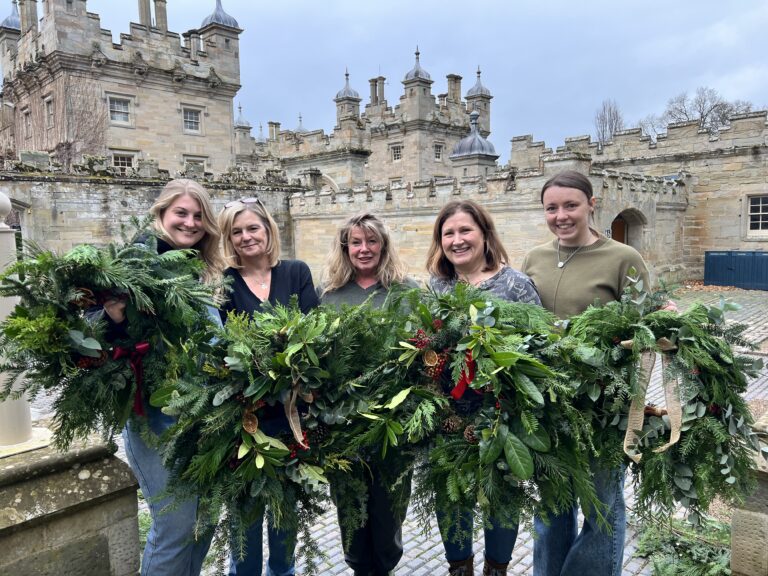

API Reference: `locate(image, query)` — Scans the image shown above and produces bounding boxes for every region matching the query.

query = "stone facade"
[0,0,242,176]
[234,54,497,190]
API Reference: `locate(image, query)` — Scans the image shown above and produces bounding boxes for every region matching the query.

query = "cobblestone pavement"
[27,287,768,576]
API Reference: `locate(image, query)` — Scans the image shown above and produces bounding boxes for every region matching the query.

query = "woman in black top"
[218,197,318,576]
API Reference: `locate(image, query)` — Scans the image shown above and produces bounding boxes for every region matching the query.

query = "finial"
[415,45,420,60]
[238,103,242,115]
[477,66,482,78]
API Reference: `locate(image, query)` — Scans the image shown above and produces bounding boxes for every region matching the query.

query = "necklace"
[556,239,585,269]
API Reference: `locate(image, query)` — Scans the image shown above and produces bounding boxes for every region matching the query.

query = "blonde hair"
[321,212,407,295]
[218,199,281,269]
[149,179,225,284]
[426,200,508,280]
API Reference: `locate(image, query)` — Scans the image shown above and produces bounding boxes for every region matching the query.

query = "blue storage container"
[704,250,768,290]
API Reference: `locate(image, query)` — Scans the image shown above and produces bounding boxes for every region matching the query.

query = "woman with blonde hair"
[320,212,417,576]
[218,197,318,575]
[105,178,223,575]
[427,199,540,576]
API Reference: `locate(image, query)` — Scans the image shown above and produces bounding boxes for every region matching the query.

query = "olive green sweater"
[521,235,650,319]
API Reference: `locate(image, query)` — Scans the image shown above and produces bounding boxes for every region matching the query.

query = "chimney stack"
[369,78,378,106]
[138,0,151,27]
[154,0,167,31]
[377,76,386,105]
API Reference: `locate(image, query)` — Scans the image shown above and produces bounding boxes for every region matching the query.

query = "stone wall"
[0,174,301,258]
[289,154,690,286]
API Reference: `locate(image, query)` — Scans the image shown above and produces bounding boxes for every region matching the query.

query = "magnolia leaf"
[674,464,693,477]
[255,453,265,469]
[149,385,176,408]
[504,433,534,480]
[237,443,251,459]
[299,463,328,484]
[514,373,544,406]
[490,351,521,367]
[519,425,551,453]
[358,412,382,420]
[398,341,418,350]
[224,356,245,372]
[383,388,411,410]
[479,436,504,465]
[673,476,692,491]
[212,383,239,407]
[586,382,601,402]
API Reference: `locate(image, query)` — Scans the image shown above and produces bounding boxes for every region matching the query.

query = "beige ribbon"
[621,338,683,463]
[284,383,314,449]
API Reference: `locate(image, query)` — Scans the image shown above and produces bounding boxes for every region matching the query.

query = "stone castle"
[0,0,765,287]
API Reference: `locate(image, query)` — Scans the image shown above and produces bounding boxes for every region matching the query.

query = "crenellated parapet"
[510,111,768,170]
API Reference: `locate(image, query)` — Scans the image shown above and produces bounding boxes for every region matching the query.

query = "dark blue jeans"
[437,508,518,564]
[533,464,626,576]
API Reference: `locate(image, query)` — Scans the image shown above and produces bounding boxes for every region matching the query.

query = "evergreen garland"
[0,217,218,449]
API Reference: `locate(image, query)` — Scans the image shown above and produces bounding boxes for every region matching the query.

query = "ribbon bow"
[621,337,682,463]
[113,342,151,416]
[450,350,478,400]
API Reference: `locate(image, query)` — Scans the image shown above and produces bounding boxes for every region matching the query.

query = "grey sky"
[82,1,768,162]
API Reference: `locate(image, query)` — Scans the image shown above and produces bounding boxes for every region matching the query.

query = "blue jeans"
[228,517,296,576]
[533,465,626,576]
[437,508,518,564]
[123,406,212,576]
[229,416,296,576]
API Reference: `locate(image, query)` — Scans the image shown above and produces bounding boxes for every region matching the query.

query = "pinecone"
[441,415,464,434]
[424,351,449,381]
[463,425,478,445]
[308,422,330,445]
[75,351,107,369]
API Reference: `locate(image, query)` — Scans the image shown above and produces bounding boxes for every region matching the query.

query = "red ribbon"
[113,342,151,416]
[451,350,477,400]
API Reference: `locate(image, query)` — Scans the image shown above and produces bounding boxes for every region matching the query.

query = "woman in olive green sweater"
[522,170,649,576]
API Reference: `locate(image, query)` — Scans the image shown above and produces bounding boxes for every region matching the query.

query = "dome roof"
[201,0,239,29]
[335,70,361,100]
[295,114,308,133]
[403,48,431,82]
[1,1,20,30]
[466,67,491,97]
[234,104,251,129]
[255,124,267,144]
[450,110,498,159]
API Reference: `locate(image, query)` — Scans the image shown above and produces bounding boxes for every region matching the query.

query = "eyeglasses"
[225,196,264,209]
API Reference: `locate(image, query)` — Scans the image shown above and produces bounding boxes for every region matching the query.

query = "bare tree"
[594,99,625,145]
[53,75,109,170]
[661,87,752,134]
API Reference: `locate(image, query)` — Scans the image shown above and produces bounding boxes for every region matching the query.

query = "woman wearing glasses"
[319,213,417,576]
[218,197,318,576]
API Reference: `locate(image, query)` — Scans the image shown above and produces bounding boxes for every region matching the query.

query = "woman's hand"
[103,299,127,323]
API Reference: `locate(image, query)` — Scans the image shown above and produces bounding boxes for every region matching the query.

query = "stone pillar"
[153,0,167,31]
[731,411,768,575]
[0,442,140,575]
[0,191,32,447]
[137,0,151,27]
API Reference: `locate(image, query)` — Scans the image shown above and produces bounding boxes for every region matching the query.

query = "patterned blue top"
[429,265,541,305]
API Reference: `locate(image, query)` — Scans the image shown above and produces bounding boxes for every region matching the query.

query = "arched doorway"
[609,208,647,251]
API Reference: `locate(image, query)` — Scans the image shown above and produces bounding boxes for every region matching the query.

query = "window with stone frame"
[108,97,131,125]
[748,194,768,236]
[391,144,402,162]
[112,154,134,175]
[434,143,443,161]
[45,98,54,129]
[23,110,31,138]
[183,155,208,173]
[183,107,202,134]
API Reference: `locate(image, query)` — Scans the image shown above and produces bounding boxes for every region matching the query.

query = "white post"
[0,190,33,447]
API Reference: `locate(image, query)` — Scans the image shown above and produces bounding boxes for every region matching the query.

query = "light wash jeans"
[533,465,626,576]
[123,406,213,576]
[437,508,518,564]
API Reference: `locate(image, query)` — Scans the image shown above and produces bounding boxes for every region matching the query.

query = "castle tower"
[199,0,243,86]
[465,67,492,136]
[449,109,498,178]
[334,69,361,125]
[233,102,252,155]
[400,47,434,121]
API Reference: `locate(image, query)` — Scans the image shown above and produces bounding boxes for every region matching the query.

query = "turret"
[465,67,492,136]
[334,69,361,124]
[450,109,498,178]
[401,47,434,120]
